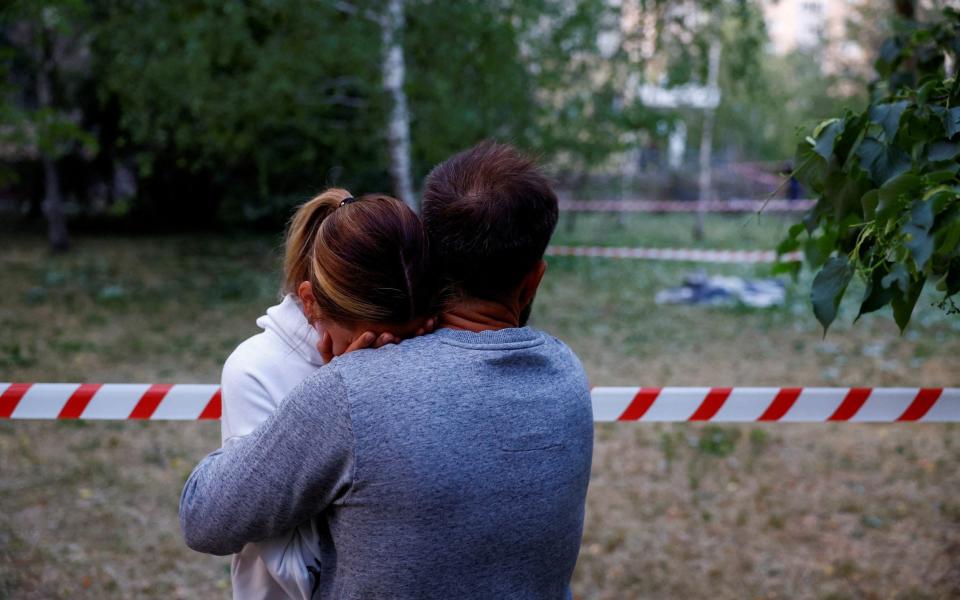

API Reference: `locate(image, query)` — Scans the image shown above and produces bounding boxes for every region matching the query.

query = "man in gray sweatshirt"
[180,141,594,599]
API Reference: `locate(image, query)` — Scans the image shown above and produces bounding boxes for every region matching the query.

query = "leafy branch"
[779,7,960,333]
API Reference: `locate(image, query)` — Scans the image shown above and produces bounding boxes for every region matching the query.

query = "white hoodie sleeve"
[220,342,278,444]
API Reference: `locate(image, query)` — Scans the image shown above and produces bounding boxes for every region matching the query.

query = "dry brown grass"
[578,423,960,599]
[1,221,958,599]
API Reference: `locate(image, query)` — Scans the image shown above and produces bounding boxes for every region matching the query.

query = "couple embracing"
[179,142,594,600]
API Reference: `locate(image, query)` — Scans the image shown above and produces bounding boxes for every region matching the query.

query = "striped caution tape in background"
[546,246,803,264]
[558,199,814,213]
[2,383,957,423]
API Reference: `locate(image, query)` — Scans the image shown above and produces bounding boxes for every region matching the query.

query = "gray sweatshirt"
[180,327,593,600]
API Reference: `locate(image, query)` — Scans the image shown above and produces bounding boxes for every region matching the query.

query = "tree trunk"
[693,39,721,241]
[38,27,69,252]
[41,158,68,252]
[382,0,417,212]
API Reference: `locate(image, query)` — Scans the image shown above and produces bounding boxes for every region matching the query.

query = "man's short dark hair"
[422,141,558,301]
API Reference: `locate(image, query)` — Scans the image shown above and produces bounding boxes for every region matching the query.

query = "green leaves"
[823,169,871,221]
[856,138,911,185]
[927,141,960,161]
[935,210,960,256]
[783,7,960,333]
[811,256,854,333]
[891,276,926,333]
[944,107,960,138]
[877,172,921,221]
[902,199,935,270]
[868,101,908,142]
[813,118,844,159]
[795,141,830,194]
[875,37,902,78]
[861,190,879,220]
[857,266,893,320]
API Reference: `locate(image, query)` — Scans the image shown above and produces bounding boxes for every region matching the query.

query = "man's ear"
[517,259,547,308]
[297,281,318,321]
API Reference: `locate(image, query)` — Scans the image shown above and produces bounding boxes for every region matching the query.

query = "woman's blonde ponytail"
[282,188,353,296]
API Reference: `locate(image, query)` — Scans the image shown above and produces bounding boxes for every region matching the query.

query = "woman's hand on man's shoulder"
[317,317,437,363]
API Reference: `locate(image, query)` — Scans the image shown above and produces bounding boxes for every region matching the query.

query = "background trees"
[1,0,876,235]
[1,0,98,249]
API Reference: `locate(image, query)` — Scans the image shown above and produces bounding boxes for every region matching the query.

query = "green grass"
[552,211,795,249]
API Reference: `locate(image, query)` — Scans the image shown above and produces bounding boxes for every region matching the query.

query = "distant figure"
[180,142,594,600]
[782,161,802,201]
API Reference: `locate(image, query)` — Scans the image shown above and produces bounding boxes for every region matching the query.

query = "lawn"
[1,213,958,599]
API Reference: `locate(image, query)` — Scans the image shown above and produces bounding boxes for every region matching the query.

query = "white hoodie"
[220,294,324,600]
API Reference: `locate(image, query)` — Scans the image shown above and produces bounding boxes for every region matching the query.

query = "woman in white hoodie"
[219,188,434,599]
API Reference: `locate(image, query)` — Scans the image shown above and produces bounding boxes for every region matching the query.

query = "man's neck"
[440,297,521,332]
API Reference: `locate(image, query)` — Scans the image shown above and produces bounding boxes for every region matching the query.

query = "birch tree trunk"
[37,28,69,252]
[693,39,721,241]
[382,0,416,212]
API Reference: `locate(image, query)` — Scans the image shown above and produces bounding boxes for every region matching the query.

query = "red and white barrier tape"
[0,384,222,421]
[547,245,803,264]
[1,383,957,422]
[558,199,814,213]
[593,387,958,422]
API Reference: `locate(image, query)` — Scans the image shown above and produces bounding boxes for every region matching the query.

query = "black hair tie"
[339,196,358,207]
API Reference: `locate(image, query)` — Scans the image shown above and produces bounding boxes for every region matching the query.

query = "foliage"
[521,0,641,174]
[716,50,865,162]
[2,0,831,227]
[4,0,637,225]
[92,0,385,224]
[779,8,960,333]
[405,0,538,172]
[0,1,98,165]
[624,0,838,165]
[409,0,677,177]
